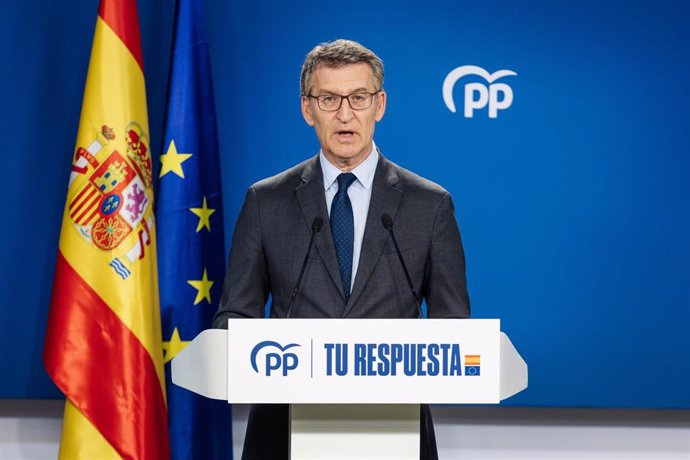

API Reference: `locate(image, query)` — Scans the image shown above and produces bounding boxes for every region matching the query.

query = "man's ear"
[374,90,387,122]
[301,96,315,126]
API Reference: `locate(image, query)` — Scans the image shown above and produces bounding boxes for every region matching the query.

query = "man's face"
[301,62,386,171]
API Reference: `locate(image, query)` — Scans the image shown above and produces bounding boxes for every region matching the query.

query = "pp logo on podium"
[250,341,301,376]
[443,65,517,118]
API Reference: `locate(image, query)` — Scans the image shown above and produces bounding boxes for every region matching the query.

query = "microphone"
[286,217,323,318]
[381,214,424,319]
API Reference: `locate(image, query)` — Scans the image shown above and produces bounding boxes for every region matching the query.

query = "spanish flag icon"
[465,355,481,376]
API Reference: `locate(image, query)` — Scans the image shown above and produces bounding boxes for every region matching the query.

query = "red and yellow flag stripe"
[44,1,169,458]
[465,355,481,366]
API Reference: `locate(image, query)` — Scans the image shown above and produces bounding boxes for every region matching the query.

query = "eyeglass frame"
[305,90,382,112]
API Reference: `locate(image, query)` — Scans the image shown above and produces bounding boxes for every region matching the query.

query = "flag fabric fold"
[43,0,169,459]
[157,0,233,458]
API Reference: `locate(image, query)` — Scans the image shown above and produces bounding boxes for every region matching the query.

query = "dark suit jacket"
[213,153,470,459]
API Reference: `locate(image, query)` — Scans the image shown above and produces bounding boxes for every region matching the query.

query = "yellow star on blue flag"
[190,196,216,232]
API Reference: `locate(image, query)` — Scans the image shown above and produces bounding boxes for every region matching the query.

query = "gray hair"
[300,39,384,96]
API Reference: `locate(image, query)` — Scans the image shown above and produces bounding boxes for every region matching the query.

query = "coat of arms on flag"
[67,123,153,265]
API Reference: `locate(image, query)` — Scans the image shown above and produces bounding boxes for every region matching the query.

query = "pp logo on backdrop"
[443,65,517,118]
[250,341,300,376]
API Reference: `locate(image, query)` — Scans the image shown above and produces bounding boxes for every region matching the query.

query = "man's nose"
[336,98,354,122]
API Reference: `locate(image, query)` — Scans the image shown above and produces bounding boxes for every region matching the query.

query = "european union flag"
[157,0,232,458]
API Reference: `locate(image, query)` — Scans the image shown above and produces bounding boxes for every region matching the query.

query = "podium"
[172,319,527,459]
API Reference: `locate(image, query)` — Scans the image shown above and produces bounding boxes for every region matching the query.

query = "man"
[213,39,470,460]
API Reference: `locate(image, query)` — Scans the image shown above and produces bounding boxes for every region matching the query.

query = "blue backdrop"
[1,0,688,409]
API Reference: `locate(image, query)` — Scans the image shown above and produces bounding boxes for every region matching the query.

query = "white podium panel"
[291,404,419,460]
[171,329,228,400]
[172,319,528,404]
[227,318,502,404]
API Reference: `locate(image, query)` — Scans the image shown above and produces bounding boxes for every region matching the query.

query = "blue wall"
[1,0,689,408]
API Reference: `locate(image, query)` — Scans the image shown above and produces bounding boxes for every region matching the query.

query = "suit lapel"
[295,155,346,301]
[343,155,402,316]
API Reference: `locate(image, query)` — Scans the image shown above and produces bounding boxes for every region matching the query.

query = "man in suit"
[213,39,470,460]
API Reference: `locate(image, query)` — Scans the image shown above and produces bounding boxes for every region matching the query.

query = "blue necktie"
[331,173,357,302]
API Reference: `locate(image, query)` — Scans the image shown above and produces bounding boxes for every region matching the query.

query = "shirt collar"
[320,142,379,191]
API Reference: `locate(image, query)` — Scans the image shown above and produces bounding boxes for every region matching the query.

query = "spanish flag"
[43,1,169,458]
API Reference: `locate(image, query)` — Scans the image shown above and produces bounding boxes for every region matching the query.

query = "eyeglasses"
[307,90,381,112]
